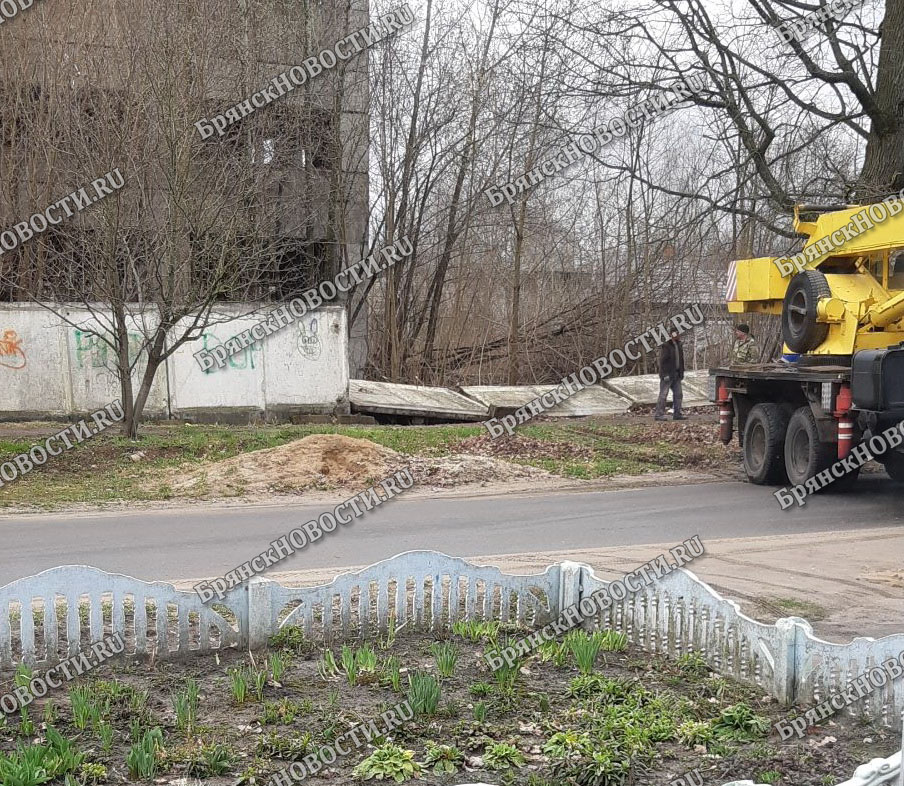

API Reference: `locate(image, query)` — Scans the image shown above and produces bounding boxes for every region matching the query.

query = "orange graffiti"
[0,329,26,369]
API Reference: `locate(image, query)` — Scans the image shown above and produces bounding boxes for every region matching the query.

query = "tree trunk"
[858,2,904,198]
[125,325,169,439]
[508,225,523,385]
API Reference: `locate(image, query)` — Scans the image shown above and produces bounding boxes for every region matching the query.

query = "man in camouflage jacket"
[732,324,759,364]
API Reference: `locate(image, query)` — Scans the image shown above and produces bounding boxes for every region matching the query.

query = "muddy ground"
[0,627,893,785]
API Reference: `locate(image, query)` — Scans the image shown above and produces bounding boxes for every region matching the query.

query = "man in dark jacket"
[654,329,686,421]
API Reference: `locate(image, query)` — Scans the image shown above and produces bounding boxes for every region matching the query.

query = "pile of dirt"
[406,453,550,487]
[170,434,401,495]
[168,433,552,497]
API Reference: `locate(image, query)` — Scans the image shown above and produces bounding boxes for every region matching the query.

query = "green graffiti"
[200,332,262,373]
[73,330,143,369]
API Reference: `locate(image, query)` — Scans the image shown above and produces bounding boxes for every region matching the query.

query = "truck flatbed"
[709,363,850,384]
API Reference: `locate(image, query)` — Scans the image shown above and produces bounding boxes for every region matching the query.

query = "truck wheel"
[743,403,791,485]
[880,452,904,482]
[784,406,836,487]
[782,271,831,353]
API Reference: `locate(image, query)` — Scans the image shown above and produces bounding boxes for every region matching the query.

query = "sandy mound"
[171,434,401,495]
[166,433,553,498]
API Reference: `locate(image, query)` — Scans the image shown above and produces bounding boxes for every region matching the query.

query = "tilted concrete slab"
[460,384,628,417]
[604,373,711,408]
[350,372,709,422]
[349,379,488,420]
[684,369,714,397]
[603,374,662,405]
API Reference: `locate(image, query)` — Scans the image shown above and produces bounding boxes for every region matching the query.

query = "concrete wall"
[0,304,349,421]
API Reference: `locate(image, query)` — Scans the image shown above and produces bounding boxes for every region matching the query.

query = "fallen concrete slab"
[603,373,662,405]
[604,374,710,407]
[349,379,488,421]
[460,384,628,417]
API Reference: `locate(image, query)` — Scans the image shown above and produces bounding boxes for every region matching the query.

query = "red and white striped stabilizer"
[837,417,854,459]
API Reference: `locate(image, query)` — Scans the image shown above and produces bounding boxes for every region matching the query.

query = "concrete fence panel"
[167,312,267,416]
[64,307,168,416]
[0,566,241,669]
[0,305,69,417]
[267,550,560,645]
[260,309,349,414]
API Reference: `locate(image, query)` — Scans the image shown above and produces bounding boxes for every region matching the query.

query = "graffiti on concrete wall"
[0,330,26,369]
[199,332,262,373]
[297,318,322,360]
[73,330,145,370]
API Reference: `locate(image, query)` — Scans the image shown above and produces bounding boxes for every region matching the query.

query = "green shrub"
[69,686,93,730]
[341,645,359,686]
[13,663,33,689]
[422,742,464,774]
[676,651,709,677]
[126,728,164,780]
[700,676,730,699]
[80,762,108,784]
[468,681,493,698]
[452,620,500,644]
[229,667,249,705]
[317,649,340,680]
[555,747,632,786]
[256,731,313,761]
[261,698,306,725]
[353,743,420,782]
[172,679,199,734]
[355,644,378,675]
[0,728,86,786]
[268,625,308,653]
[187,744,233,777]
[566,630,604,674]
[381,656,402,692]
[483,742,525,771]
[543,730,592,760]
[41,702,58,727]
[487,641,522,693]
[18,707,35,737]
[598,630,628,652]
[537,639,568,665]
[567,674,635,701]
[96,721,114,754]
[430,641,458,678]
[407,672,441,716]
[714,703,771,740]
[677,720,714,747]
[251,666,268,702]
[267,652,289,683]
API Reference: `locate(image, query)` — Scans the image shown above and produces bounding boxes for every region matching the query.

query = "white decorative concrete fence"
[1,551,902,786]
[2,551,904,728]
[0,565,241,669]
[581,562,904,726]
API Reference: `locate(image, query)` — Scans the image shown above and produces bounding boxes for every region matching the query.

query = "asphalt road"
[2,475,902,585]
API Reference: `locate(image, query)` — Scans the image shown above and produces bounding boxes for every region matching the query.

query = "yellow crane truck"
[711,199,904,488]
